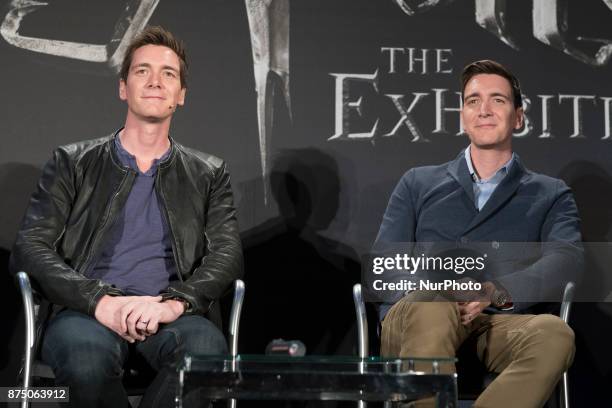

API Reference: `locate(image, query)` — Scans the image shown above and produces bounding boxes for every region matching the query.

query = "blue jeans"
[41,309,228,408]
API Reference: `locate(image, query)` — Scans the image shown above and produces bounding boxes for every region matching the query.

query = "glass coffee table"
[175,354,457,407]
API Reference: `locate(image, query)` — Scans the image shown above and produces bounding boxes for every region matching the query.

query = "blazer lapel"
[447,150,476,206]
[464,154,528,233]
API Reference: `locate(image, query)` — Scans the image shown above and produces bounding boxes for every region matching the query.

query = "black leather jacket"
[10,132,243,318]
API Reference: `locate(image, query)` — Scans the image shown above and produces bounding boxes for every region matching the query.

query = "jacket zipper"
[156,171,183,282]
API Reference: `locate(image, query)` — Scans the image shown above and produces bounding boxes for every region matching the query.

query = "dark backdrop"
[1,0,611,405]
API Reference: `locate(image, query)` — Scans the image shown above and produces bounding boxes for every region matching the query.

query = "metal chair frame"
[352,282,575,408]
[16,271,246,408]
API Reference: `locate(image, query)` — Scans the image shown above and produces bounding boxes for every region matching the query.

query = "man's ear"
[514,106,524,130]
[119,79,127,101]
[177,87,186,107]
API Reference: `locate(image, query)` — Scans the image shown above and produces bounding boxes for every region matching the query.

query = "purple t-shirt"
[88,135,177,295]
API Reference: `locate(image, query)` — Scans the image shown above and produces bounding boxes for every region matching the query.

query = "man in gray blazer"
[375,60,582,408]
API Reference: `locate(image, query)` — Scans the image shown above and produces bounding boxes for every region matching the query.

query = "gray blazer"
[374,150,583,313]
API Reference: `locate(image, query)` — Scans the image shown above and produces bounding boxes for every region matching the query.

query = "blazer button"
[492,241,500,249]
[460,236,469,244]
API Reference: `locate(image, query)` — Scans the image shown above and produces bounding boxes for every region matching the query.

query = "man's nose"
[478,100,492,116]
[146,72,162,88]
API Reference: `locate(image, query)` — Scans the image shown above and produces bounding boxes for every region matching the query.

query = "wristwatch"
[491,288,510,308]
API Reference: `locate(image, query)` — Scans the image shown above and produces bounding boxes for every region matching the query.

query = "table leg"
[435,375,458,408]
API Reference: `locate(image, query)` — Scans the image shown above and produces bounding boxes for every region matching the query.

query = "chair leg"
[17,272,36,408]
[560,371,569,408]
[227,280,244,408]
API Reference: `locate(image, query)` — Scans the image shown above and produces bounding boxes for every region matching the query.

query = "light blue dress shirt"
[464,146,515,211]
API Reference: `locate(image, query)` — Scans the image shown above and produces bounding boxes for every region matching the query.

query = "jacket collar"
[108,127,178,171]
[447,149,475,204]
[447,147,529,233]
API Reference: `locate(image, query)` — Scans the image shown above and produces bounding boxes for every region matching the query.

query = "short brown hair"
[461,60,522,108]
[120,26,188,88]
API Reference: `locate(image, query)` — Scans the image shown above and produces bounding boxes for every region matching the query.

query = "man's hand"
[439,278,494,303]
[456,281,497,325]
[94,295,161,342]
[458,301,490,325]
[119,298,185,341]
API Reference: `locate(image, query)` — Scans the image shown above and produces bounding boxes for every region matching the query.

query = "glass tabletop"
[177,354,456,374]
[175,354,458,407]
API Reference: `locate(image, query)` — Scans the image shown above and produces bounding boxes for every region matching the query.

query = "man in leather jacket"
[10,26,243,407]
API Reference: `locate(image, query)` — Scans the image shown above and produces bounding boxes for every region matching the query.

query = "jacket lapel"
[447,150,476,206]
[464,154,528,233]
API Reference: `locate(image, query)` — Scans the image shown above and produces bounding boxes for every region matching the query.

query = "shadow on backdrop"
[241,149,361,355]
[558,161,612,407]
[239,149,364,408]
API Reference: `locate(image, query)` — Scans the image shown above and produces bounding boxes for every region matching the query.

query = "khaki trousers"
[380,293,575,408]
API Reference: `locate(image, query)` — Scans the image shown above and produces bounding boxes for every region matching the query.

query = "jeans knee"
[42,314,125,386]
[167,316,228,357]
[185,332,227,356]
[182,326,228,356]
[53,348,123,386]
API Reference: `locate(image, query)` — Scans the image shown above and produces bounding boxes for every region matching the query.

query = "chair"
[352,282,575,408]
[16,271,245,408]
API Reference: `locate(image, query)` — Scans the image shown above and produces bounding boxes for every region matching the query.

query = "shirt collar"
[114,133,171,177]
[464,145,514,183]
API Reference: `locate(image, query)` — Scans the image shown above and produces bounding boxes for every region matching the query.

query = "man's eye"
[164,71,176,78]
[467,99,479,105]
[135,69,147,75]
[495,98,505,103]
